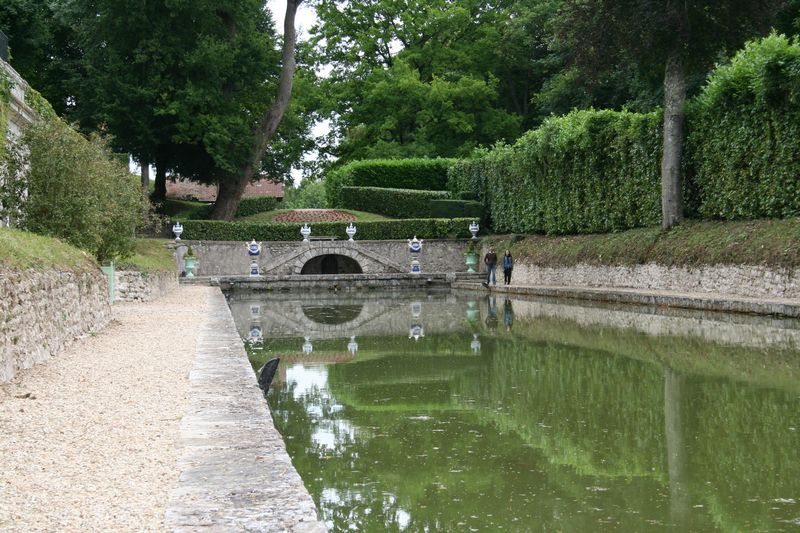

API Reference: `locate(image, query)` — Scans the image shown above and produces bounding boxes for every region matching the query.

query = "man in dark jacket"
[484,248,498,286]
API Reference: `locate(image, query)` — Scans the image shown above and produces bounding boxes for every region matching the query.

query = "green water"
[227,290,800,532]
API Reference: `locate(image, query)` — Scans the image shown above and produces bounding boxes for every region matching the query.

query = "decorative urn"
[172,221,184,241]
[300,224,312,242]
[347,335,359,355]
[346,223,357,241]
[247,239,262,256]
[471,333,481,353]
[469,220,480,240]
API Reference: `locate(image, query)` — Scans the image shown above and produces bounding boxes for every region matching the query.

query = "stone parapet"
[0,268,111,382]
[177,239,472,277]
[115,269,178,302]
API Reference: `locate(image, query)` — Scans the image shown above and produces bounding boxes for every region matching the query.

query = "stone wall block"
[0,268,111,383]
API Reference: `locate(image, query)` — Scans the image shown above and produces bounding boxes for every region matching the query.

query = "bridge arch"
[300,254,363,275]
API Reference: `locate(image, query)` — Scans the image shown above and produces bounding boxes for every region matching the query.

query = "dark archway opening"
[300,254,363,275]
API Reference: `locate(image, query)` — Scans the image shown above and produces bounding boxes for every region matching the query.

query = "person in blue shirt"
[502,250,513,285]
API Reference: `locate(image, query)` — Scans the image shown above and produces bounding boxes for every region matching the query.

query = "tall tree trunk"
[140,162,150,194]
[154,160,167,202]
[661,0,687,231]
[213,177,247,220]
[211,0,300,220]
[661,50,685,230]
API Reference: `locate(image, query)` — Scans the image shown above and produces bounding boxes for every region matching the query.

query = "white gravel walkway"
[0,285,214,532]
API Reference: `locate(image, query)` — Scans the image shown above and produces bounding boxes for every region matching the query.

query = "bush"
[429,199,483,219]
[326,158,456,207]
[1,117,149,262]
[234,196,279,217]
[688,33,800,220]
[181,217,474,241]
[340,186,449,218]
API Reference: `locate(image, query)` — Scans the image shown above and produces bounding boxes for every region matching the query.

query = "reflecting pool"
[226,289,800,532]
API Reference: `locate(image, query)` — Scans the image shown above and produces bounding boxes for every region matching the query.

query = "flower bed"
[273,209,357,223]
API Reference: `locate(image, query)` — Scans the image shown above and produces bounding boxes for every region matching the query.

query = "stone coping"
[166,288,326,532]
[452,282,800,318]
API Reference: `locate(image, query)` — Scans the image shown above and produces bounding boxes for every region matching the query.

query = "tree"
[210,0,303,219]
[556,0,785,229]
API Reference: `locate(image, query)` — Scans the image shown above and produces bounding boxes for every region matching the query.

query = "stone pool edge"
[453,281,800,318]
[165,288,326,532]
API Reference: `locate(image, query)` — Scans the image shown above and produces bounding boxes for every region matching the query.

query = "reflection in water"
[226,289,800,532]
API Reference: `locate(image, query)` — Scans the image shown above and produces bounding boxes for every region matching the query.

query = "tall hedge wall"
[689,34,800,220]
[449,35,800,234]
[449,110,663,235]
[182,218,474,241]
[340,186,449,218]
[326,158,456,207]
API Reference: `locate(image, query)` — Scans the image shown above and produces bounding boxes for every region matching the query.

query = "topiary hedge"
[688,33,800,220]
[234,196,279,217]
[326,158,457,207]
[429,199,483,220]
[449,109,663,235]
[449,35,800,234]
[181,218,474,241]
[340,186,450,218]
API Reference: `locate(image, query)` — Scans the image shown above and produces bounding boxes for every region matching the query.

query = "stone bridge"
[181,239,470,277]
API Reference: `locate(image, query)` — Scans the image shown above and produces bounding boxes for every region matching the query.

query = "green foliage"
[326,158,456,207]
[450,109,663,235]
[282,179,327,209]
[428,199,483,220]
[182,218,474,241]
[688,34,800,220]
[234,196,279,218]
[0,117,149,262]
[341,186,449,218]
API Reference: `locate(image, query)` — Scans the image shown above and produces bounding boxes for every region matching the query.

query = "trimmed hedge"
[340,186,450,218]
[449,35,800,234]
[449,110,663,235]
[429,199,483,219]
[688,34,800,220]
[326,158,456,207]
[235,196,279,217]
[182,218,474,241]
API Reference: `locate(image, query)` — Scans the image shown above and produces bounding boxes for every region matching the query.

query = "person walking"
[484,248,498,286]
[502,250,513,285]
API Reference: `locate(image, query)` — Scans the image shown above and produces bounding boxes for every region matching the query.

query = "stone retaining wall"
[0,268,111,382]
[115,270,178,302]
[507,261,800,300]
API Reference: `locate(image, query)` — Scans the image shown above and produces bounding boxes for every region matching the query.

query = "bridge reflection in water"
[225,289,800,532]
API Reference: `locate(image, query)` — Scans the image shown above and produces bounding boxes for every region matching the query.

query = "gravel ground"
[0,285,213,532]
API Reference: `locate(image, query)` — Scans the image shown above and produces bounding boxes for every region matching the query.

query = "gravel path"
[0,285,214,532]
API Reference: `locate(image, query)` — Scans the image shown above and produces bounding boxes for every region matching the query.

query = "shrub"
[181,217,474,241]
[688,33,800,220]
[340,186,449,218]
[326,158,456,207]
[1,117,149,262]
[429,199,483,220]
[234,196,279,217]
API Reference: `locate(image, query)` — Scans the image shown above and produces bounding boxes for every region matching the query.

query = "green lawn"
[237,208,392,223]
[0,227,98,271]
[116,238,175,273]
[485,218,800,268]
